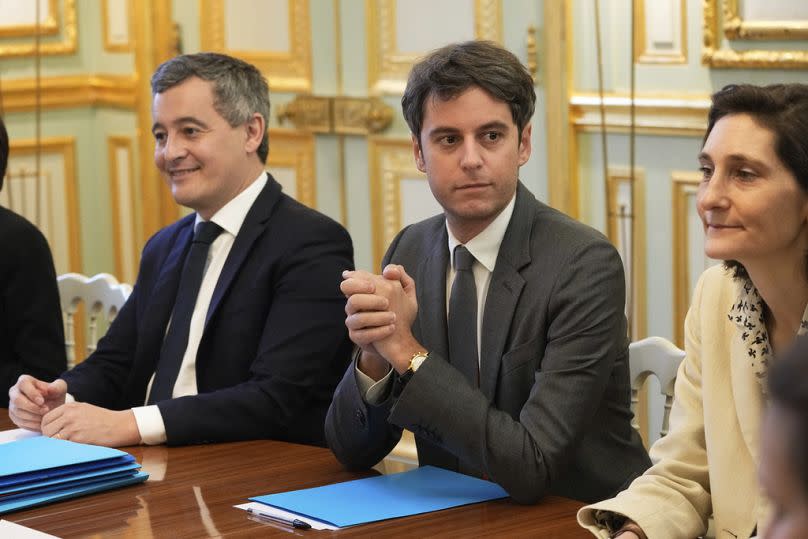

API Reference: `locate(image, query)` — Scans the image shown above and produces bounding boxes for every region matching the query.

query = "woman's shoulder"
[692,263,738,315]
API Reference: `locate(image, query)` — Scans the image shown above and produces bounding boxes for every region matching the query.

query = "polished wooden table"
[1,413,588,537]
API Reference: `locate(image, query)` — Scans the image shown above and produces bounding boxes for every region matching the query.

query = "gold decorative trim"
[7,137,82,273]
[703,0,808,68]
[0,0,59,37]
[723,0,808,40]
[0,0,76,57]
[277,96,331,133]
[672,171,702,347]
[334,97,394,134]
[526,25,539,83]
[545,0,575,217]
[102,0,134,52]
[107,136,139,284]
[570,93,711,137]
[267,129,317,209]
[633,0,687,64]
[199,0,313,93]
[367,0,503,95]
[0,75,137,112]
[368,138,427,270]
[277,95,394,134]
[133,0,178,242]
[606,168,647,341]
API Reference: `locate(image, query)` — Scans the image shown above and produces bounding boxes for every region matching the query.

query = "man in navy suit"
[8,53,353,447]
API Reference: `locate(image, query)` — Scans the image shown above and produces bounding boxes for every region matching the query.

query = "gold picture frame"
[702,0,808,68]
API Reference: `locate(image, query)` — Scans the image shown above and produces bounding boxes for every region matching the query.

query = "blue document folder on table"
[0,436,147,514]
[250,465,508,528]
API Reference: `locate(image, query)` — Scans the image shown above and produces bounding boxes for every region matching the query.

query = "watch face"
[411,354,428,372]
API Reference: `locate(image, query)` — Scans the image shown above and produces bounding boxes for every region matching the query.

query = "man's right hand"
[8,375,68,431]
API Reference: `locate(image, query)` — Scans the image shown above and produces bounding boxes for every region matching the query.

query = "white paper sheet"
[0,428,40,445]
[0,519,59,538]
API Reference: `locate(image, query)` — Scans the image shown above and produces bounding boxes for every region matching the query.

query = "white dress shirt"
[357,193,516,401]
[131,172,267,444]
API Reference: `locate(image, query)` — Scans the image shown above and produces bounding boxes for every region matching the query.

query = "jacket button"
[355,410,366,427]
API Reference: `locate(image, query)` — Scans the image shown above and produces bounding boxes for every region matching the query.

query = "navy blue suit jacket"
[62,174,353,446]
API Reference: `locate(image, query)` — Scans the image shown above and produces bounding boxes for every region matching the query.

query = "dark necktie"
[148,221,223,404]
[448,245,479,387]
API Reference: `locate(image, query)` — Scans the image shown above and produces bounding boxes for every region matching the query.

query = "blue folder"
[250,465,509,528]
[0,436,148,514]
[0,471,148,514]
[0,462,141,498]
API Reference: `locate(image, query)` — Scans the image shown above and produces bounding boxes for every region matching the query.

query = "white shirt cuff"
[64,393,75,403]
[131,405,167,445]
[354,363,394,405]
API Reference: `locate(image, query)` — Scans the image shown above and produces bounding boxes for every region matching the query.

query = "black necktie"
[449,245,479,387]
[148,221,223,404]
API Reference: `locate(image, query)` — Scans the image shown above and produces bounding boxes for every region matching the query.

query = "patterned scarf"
[728,278,808,392]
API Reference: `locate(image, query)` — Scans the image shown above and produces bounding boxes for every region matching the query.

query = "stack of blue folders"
[0,436,148,514]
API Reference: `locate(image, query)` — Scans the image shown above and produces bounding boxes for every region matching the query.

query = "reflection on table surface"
[0,412,588,537]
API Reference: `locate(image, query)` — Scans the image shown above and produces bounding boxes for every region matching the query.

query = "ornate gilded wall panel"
[199,0,312,92]
[366,0,502,95]
[672,171,717,346]
[606,168,647,341]
[570,93,710,137]
[102,0,133,52]
[0,75,137,112]
[107,136,139,284]
[0,0,59,37]
[368,138,442,269]
[0,137,81,274]
[703,0,808,68]
[633,0,687,64]
[723,0,808,40]
[0,0,76,57]
[266,129,316,209]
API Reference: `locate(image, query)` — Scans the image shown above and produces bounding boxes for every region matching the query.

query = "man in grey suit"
[325,41,650,504]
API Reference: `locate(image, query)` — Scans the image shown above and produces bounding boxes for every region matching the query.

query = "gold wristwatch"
[407,351,429,373]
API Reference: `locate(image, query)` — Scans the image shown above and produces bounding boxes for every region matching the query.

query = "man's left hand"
[41,403,141,447]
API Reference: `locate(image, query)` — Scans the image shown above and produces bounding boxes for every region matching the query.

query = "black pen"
[247,507,312,530]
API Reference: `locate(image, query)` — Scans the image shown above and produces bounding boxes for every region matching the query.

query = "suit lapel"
[479,184,532,400]
[416,226,450,361]
[730,327,764,465]
[205,174,281,327]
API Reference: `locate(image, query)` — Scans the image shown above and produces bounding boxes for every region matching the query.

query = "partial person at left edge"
[0,117,67,407]
[8,52,354,447]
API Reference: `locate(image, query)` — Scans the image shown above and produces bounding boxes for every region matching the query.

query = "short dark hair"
[703,84,808,280]
[0,116,8,192]
[151,52,270,163]
[401,40,536,142]
[768,335,808,496]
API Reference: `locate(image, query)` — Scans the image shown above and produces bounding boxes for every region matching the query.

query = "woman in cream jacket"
[578,83,808,538]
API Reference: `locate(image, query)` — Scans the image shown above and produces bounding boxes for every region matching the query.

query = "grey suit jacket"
[325,183,650,503]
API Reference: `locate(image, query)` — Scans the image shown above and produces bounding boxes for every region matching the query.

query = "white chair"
[57,273,133,369]
[629,336,685,446]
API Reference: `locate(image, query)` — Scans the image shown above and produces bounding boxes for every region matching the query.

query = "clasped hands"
[341,265,423,379]
[8,375,140,447]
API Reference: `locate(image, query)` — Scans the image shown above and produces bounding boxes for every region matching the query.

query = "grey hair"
[151,52,270,163]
